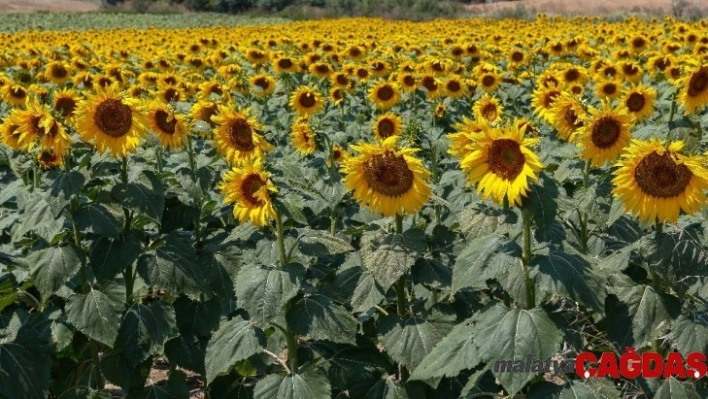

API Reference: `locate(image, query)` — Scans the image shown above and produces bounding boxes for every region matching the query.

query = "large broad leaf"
[139,232,204,295]
[137,369,191,399]
[671,314,708,354]
[475,306,563,395]
[286,295,357,345]
[73,203,120,239]
[360,228,426,290]
[411,258,451,288]
[89,234,142,282]
[14,192,66,242]
[452,234,521,294]
[525,174,559,243]
[409,317,482,382]
[526,378,620,399]
[642,227,708,295]
[65,287,124,347]
[458,203,519,240]
[173,296,221,338]
[111,170,165,222]
[350,270,387,313]
[236,263,305,326]
[204,316,266,384]
[114,301,178,366]
[99,349,152,392]
[298,228,354,255]
[28,245,81,300]
[0,319,51,399]
[46,170,85,217]
[654,377,698,399]
[254,369,331,399]
[606,283,680,348]
[531,252,606,312]
[364,378,410,399]
[377,314,444,371]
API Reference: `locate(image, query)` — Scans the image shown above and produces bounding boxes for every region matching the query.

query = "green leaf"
[360,229,424,290]
[111,170,165,222]
[173,296,221,338]
[73,203,120,239]
[598,244,636,272]
[654,377,698,399]
[531,252,606,312]
[476,306,563,395]
[0,320,51,399]
[642,227,708,295]
[526,174,559,242]
[459,203,519,240]
[89,234,142,282]
[452,234,520,294]
[100,349,152,392]
[555,378,620,399]
[15,193,66,241]
[136,369,191,399]
[606,283,680,348]
[277,194,308,225]
[287,295,357,345]
[364,378,410,399]
[204,316,266,384]
[65,288,124,347]
[254,369,331,399]
[28,245,81,300]
[164,334,207,376]
[236,263,305,326]
[139,232,204,295]
[114,301,178,366]
[46,170,85,218]
[670,314,708,354]
[377,314,443,370]
[350,271,387,313]
[409,317,481,382]
[298,228,354,254]
[411,258,451,288]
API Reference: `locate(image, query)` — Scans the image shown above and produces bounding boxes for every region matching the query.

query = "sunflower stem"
[394,214,409,318]
[579,161,591,251]
[156,146,163,175]
[655,220,663,235]
[120,155,128,186]
[668,92,677,126]
[33,165,40,189]
[90,341,105,389]
[186,135,196,177]
[521,206,536,309]
[271,322,297,374]
[430,139,441,226]
[276,211,288,266]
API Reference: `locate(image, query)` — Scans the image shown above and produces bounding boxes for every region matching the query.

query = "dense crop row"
[1,15,708,399]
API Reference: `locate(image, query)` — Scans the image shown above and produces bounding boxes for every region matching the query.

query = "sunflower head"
[373,113,403,142]
[53,88,80,118]
[473,94,504,123]
[290,117,317,156]
[211,105,272,164]
[549,93,587,142]
[623,84,657,121]
[249,73,276,98]
[219,159,278,227]
[369,81,401,111]
[289,86,324,117]
[678,63,708,115]
[341,136,431,217]
[531,86,562,122]
[575,102,634,167]
[612,139,708,223]
[145,100,189,149]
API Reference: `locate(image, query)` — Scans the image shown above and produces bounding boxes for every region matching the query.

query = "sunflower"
[612,139,708,223]
[443,76,467,99]
[0,120,22,151]
[245,48,268,65]
[341,136,431,217]
[145,100,189,149]
[219,159,278,227]
[190,99,219,129]
[373,113,402,142]
[594,79,622,100]
[473,94,504,123]
[290,117,317,155]
[331,72,350,88]
[620,61,644,83]
[75,84,146,158]
[2,84,28,107]
[37,150,63,169]
[327,145,350,167]
[478,71,501,92]
[531,86,562,123]
[419,75,442,99]
[622,84,657,121]
[249,73,276,98]
[272,55,298,74]
[434,104,446,119]
[574,102,634,167]
[369,81,401,110]
[45,61,71,85]
[309,62,332,78]
[212,105,272,164]
[447,116,491,160]
[289,86,324,117]
[459,121,543,207]
[677,62,708,115]
[549,93,587,141]
[9,97,69,156]
[52,88,80,119]
[329,86,345,106]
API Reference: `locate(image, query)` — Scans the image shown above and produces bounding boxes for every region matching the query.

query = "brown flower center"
[488,139,525,181]
[55,97,77,117]
[254,77,270,90]
[591,117,621,148]
[403,75,416,87]
[564,69,579,82]
[623,64,639,76]
[94,99,133,138]
[482,75,496,88]
[10,86,26,99]
[298,92,317,108]
[564,107,583,129]
[543,90,560,108]
[687,70,708,97]
[511,51,524,62]
[356,69,369,79]
[363,151,414,197]
[626,92,646,112]
[376,85,395,102]
[278,58,293,69]
[336,74,349,86]
[632,37,646,49]
[422,76,437,91]
[482,103,498,121]
[154,110,176,134]
[634,151,692,198]
[241,174,265,206]
[199,104,218,127]
[163,88,180,103]
[51,64,68,79]
[377,119,395,139]
[602,83,617,96]
[446,80,461,93]
[227,118,254,151]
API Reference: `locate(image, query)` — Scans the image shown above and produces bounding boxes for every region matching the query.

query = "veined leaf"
[236,262,305,326]
[205,316,266,384]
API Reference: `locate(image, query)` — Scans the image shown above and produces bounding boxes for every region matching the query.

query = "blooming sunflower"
[219,159,278,227]
[622,84,657,121]
[677,62,708,115]
[612,139,708,223]
[373,113,402,142]
[145,100,189,149]
[11,97,72,157]
[447,116,491,160]
[459,121,543,207]
[249,73,276,98]
[594,79,622,100]
[289,86,324,117]
[53,88,80,119]
[45,62,71,85]
[473,94,504,123]
[369,81,401,111]
[478,71,501,92]
[327,145,350,167]
[290,117,317,155]
[398,73,418,92]
[574,102,634,167]
[443,76,467,99]
[2,84,28,107]
[37,150,63,169]
[531,86,562,123]
[212,105,272,165]
[419,75,442,100]
[341,136,431,217]
[550,93,587,142]
[0,120,22,151]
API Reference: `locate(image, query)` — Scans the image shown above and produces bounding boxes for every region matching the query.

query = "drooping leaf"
[459,203,519,240]
[236,262,305,326]
[670,314,708,355]
[287,295,357,345]
[298,228,354,255]
[139,232,204,295]
[173,296,221,338]
[642,227,708,295]
[526,174,559,243]
[377,314,443,370]
[205,317,266,384]
[254,368,331,399]
[73,203,121,239]
[0,319,51,399]
[46,170,85,217]
[350,270,387,313]
[100,349,152,392]
[89,234,142,282]
[411,258,451,288]
[65,287,124,347]
[114,301,178,366]
[360,229,424,290]
[28,245,81,300]
[111,170,165,222]
[531,252,606,312]
[654,377,698,399]
[452,234,521,294]
[14,192,66,241]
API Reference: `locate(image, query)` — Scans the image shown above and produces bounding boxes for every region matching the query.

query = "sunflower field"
[1,14,708,399]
